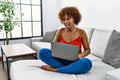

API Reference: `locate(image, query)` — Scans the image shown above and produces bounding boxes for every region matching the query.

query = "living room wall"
[60,0,120,31]
[42,0,61,34]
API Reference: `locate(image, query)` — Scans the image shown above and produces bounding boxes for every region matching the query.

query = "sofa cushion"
[77,60,114,80]
[10,60,78,80]
[85,54,101,61]
[90,28,112,58]
[102,30,120,68]
[10,59,115,80]
[40,30,57,42]
[32,42,51,58]
[105,68,120,80]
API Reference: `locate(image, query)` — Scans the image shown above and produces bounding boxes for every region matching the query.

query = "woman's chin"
[65,26,70,29]
[66,27,72,31]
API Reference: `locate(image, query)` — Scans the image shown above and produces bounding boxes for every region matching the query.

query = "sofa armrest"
[31,37,43,42]
[30,37,43,48]
[105,68,120,80]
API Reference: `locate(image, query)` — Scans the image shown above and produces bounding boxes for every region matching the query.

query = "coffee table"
[1,43,37,80]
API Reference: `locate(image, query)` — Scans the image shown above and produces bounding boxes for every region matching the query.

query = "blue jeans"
[39,48,92,74]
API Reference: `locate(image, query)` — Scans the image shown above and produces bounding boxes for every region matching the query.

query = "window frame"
[0,0,43,41]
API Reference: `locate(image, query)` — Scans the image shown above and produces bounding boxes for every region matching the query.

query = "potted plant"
[0,0,22,45]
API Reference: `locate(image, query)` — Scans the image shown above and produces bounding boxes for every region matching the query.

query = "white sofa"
[10,27,120,80]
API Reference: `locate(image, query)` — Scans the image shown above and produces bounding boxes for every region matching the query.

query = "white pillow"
[90,28,112,58]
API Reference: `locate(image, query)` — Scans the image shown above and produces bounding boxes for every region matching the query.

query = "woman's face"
[62,15,75,30]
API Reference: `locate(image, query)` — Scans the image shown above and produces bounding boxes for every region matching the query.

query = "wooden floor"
[0,59,7,80]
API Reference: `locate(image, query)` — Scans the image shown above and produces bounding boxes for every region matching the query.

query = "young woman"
[39,6,92,74]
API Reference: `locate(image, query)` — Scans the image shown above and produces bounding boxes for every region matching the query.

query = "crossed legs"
[39,48,92,74]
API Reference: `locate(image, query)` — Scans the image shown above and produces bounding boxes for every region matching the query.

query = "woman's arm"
[78,30,90,58]
[53,28,63,42]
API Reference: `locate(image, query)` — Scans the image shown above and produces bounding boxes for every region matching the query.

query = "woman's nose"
[64,20,69,24]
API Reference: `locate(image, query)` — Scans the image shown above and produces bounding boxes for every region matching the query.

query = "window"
[0,0,43,40]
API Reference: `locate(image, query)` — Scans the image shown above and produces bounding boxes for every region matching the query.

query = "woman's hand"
[78,54,83,58]
[78,50,90,58]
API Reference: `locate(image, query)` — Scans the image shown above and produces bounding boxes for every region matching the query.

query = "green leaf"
[0,0,23,33]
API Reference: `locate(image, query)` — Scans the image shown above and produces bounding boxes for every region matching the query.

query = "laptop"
[51,42,79,61]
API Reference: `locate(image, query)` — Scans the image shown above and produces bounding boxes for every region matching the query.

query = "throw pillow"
[90,29,112,58]
[102,30,120,68]
[40,30,57,42]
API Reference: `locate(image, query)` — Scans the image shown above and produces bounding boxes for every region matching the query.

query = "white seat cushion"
[10,60,77,80]
[77,60,115,80]
[105,68,120,80]
[32,42,51,52]
[85,54,101,61]
[90,28,112,58]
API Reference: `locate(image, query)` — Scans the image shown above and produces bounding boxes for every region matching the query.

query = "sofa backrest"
[40,27,94,43]
[40,30,57,42]
[90,28,112,58]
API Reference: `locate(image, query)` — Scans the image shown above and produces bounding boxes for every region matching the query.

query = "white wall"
[42,0,61,34]
[60,0,120,30]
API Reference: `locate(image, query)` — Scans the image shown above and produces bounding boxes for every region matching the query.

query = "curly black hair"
[58,6,82,25]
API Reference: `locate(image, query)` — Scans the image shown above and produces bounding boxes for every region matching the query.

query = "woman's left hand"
[78,54,83,58]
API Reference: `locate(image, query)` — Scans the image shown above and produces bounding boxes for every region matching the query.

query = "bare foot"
[40,65,57,72]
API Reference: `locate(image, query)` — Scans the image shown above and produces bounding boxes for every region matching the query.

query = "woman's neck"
[65,26,77,32]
